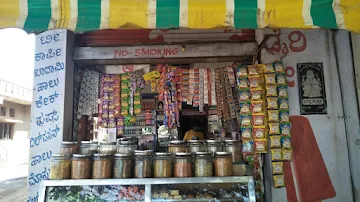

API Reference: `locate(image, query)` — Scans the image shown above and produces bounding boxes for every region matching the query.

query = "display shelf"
[39,177,255,202]
[122,133,155,137]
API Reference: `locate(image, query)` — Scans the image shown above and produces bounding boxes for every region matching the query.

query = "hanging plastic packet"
[251,101,264,113]
[257,64,265,74]
[274,62,285,74]
[271,148,282,161]
[237,78,249,89]
[240,102,251,114]
[255,139,268,153]
[270,135,281,148]
[265,73,276,85]
[279,98,289,110]
[253,126,266,139]
[242,139,254,153]
[249,76,262,88]
[250,88,264,101]
[278,85,288,98]
[280,123,291,136]
[239,91,251,102]
[276,74,286,85]
[248,65,260,76]
[264,63,275,73]
[267,97,279,109]
[237,66,248,78]
[273,175,285,188]
[269,122,280,134]
[266,85,278,97]
[279,110,290,123]
[253,113,265,126]
[282,149,292,161]
[272,162,284,175]
[281,136,292,149]
[241,126,253,139]
[240,114,252,126]
[268,110,280,122]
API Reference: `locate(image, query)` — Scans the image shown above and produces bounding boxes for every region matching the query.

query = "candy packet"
[273,175,285,188]
[249,76,262,88]
[270,135,281,148]
[267,97,279,109]
[239,91,251,102]
[268,110,279,122]
[241,126,253,139]
[237,66,248,78]
[265,73,276,85]
[272,162,284,175]
[255,139,268,153]
[248,65,260,76]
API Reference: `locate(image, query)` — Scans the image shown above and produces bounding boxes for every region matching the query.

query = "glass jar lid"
[170,140,186,145]
[215,151,232,156]
[194,152,212,156]
[224,140,241,145]
[100,142,117,145]
[155,152,171,157]
[206,140,222,144]
[72,154,91,159]
[134,150,153,156]
[120,140,137,145]
[80,141,91,144]
[93,153,112,159]
[61,141,78,145]
[188,140,204,145]
[114,153,132,158]
[52,154,71,160]
[175,152,192,157]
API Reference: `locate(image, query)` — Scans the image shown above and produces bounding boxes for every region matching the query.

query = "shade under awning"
[0,0,359,33]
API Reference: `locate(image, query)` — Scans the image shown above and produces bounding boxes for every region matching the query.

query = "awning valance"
[0,0,359,33]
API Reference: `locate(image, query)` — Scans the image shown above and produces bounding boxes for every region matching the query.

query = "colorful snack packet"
[242,139,254,153]
[268,110,280,122]
[274,62,285,74]
[265,73,276,85]
[253,126,266,139]
[276,74,286,85]
[264,63,275,73]
[255,139,268,153]
[271,149,282,161]
[282,149,292,161]
[270,135,281,148]
[267,97,279,109]
[248,65,259,76]
[251,101,264,113]
[280,122,291,136]
[269,122,280,134]
[249,76,261,88]
[257,64,265,74]
[237,66,248,78]
[253,113,265,126]
[237,78,249,89]
[241,126,252,139]
[278,86,288,98]
[281,136,292,149]
[279,98,289,110]
[239,91,251,102]
[272,162,284,175]
[279,110,290,123]
[240,102,251,114]
[266,85,278,97]
[273,175,285,188]
[250,88,264,101]
[240,114,252,126]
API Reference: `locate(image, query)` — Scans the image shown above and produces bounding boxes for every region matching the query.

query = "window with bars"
[9,108,15,118]
[0,107,6,116]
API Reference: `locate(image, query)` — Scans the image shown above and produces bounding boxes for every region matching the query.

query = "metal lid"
[206,140,222,144]
[170,140,186,145]
[120,140,137,145]
[93,153,112,158]
[215,151,232,156]
[81,141,92,144]
[114,153,132,158]
[188,140,204,144]
[72,154,91,159]
[61,141,78,145]
[224,140,241,144]
[52,154,71,160]
[155,152,171,156]
[134,151,153,156]
[100,142,117,145]
[194,152,212,156]
[175,152,192,157]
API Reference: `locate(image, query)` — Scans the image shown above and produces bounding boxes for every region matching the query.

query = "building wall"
[260,29,353,202]
[0,100,31,140]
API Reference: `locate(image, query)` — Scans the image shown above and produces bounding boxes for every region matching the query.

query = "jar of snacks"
[206,140,223,154]
[194,152,213,177]
[153,152,172,178]
[117,140,137,154]
[80,141,98,155]
[168,140,188,154]
[224,140,242,162]
[188,140,206,153]
[174,153,193,177]
[92,153,113,179]
[99,142,117,155]
[134,151,153,178]
[71,154,92,179]
[214,152,233,176]
[60,142,79,155]
[113,153,133,178]
[49,154,71,179]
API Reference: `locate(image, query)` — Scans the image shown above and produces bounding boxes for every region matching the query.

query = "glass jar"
[80,141,98,155]
[188,140,206,153]
[117,140,137,154]
[168,140,188,154]
[224,140,242,162]
[194,152,213,177]
[174,153,193,177]
[154,152,172,178]
[99,142,117,155]
[113,153,133,179]
[71,154,92,179]
[214,152,233,176]
[134,151,153,178]
[92,154,113,179]
[49,154,71,179]
[206,140,223,154]
[60,142,79,155]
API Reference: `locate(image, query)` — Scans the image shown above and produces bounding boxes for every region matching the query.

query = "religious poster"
[297,63,327,115]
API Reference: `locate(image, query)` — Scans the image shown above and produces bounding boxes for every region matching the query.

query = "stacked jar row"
[169,140,242,162]
[49,151,233,180]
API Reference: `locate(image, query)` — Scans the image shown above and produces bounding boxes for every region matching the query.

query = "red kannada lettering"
[285,66,295,87]
[266,29,307,54]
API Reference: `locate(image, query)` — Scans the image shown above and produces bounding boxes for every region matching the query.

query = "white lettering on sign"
[302,98,324,105]
[27,29,68,202]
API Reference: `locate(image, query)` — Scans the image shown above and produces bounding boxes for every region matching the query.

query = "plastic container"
[49,154,71,180]
[194,152,213,177]
[71,154,92,179]
[154,152,172,178]
[113,153,133,178]
[188,140,206,153]
[174,153,193,177]
[206,140,223,154]
[214,152,233,176]
[99,142,117,155]
[117,140,137,154]
[168,140,188,154]
[60,142,79,155]
[92,154,113,179]
[224,140,242,162]
[134,151,153,178]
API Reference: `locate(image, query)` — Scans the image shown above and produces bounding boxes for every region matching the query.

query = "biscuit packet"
[255,139,268,153]
[273,175,285,188]
[253,126,266,139]
[272,162,284,175]
[271,149,282,161]
[270,135,281,148]
[268,110,279,122]
[241,126,253,139]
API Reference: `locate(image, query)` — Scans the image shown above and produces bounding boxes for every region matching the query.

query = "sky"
[0,28,35,89]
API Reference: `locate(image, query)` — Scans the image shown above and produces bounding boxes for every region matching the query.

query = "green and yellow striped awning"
[0,0,359,33]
